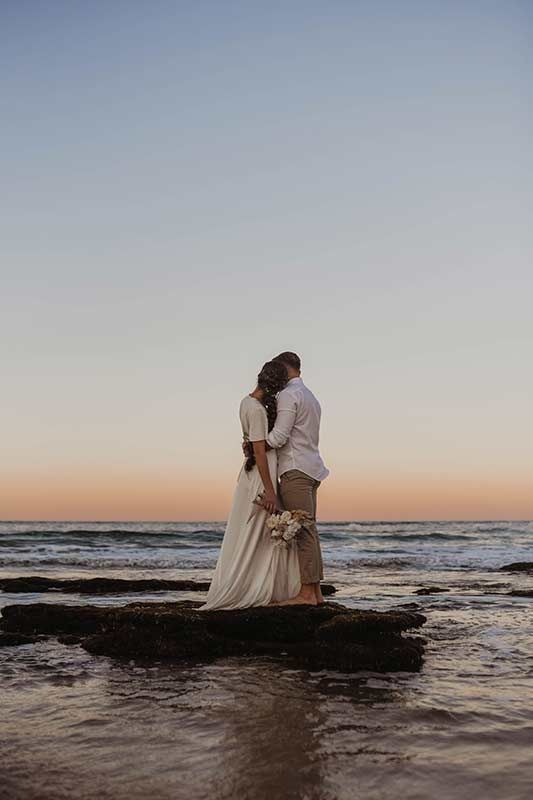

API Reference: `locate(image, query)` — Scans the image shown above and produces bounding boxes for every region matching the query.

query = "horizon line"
[2,518,531,524]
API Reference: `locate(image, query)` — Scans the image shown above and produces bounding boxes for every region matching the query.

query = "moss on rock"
[1,600,426,673]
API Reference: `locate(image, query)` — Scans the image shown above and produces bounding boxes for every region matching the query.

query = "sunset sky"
[2,1,532,521]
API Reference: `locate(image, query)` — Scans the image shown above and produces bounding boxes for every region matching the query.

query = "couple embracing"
[202,352,329,611]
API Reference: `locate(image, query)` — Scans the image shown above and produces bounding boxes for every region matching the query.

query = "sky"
[1,1,532,521]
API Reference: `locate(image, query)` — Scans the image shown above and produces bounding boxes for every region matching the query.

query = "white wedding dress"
[201,395,301,610]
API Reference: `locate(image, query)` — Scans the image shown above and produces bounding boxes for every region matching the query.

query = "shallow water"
[1,521,532,800]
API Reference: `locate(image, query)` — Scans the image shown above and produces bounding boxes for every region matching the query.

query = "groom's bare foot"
[276,584,318,606]
[315,585,325,605]
[277,594,317,606]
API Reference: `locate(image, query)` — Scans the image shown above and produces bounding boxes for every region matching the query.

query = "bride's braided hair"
[244,360,288,472]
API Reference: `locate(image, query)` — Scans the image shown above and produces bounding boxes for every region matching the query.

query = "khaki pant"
[279,469,324,584]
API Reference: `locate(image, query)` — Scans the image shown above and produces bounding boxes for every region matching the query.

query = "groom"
[267,351,329,606]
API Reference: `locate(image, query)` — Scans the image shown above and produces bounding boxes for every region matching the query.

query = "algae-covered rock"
[0,603,114,635]
[1,600,426,673]
[0,576,211,594]
[315,610,426,641]
[499,563,533,573]
[0,575,337,596]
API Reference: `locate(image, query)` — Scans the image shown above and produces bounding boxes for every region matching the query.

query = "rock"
[0,632,41,647]
[0,603,116,635]
[316,610,426,641]
[507,590,533,597]
[414,587,450,595]
[0,600,426,673]
[0,575,337,597]
[57,634,83,645]
[0,576,211,594]
[499,562,533,573]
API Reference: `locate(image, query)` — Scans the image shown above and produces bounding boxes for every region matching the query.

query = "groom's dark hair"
[274,351,301,371]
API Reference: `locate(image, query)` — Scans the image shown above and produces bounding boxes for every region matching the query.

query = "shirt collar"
[288,377,303,385]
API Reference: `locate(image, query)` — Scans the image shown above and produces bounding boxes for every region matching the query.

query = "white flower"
[267,509,302,548]
[287,522,299,535]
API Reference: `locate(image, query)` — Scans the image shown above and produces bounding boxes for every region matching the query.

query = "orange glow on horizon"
[1,468,532,522]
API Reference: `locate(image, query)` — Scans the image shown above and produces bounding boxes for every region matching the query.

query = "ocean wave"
[322,531,475,542]
[470,525,528,535]
[0,528,225,538]
[1,522,531,578]
[344,521,429,530]
[325,557,416,569]
[0,533,225,552]
[0,555,219,569]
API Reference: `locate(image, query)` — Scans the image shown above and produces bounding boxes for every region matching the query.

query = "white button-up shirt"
[267,377,329,481]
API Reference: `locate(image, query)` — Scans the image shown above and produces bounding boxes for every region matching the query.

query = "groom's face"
[283,364,300,380]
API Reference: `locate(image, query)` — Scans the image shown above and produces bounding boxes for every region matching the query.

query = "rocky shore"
[0,576,337,596]
[0,600,427,673]
[499,562,533,573]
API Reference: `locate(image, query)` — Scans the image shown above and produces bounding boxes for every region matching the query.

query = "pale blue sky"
[2,1,532,519]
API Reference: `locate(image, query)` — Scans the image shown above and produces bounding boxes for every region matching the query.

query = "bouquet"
[265,509,313,548]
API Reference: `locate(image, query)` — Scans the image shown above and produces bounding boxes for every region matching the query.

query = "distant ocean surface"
[1,520,532,800]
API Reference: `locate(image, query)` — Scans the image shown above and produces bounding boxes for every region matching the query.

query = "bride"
[201,360,301,610]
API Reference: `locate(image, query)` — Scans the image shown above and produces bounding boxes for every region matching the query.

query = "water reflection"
[214,662,328,799]
[2,563,532,800]
[100,656,408,800]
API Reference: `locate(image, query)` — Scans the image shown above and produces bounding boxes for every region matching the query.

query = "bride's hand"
[262,489,279,515]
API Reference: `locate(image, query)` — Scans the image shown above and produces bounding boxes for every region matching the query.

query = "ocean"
[1,520,532,800]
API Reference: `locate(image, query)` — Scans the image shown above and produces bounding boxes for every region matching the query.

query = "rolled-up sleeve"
[267,391,297,449]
